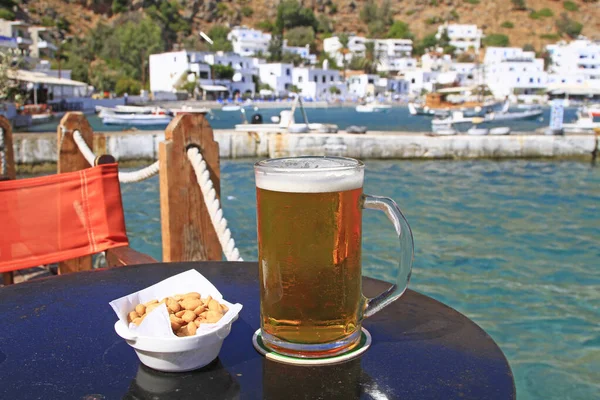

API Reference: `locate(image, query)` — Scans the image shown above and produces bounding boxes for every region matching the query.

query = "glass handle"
[362,194,414,318]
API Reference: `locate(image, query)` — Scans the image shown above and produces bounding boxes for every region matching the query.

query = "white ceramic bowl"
[114,314,238,372]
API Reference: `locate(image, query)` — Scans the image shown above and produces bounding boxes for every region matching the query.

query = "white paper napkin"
[109,269,243,338]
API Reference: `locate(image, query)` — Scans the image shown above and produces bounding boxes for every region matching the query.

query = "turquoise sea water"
[121,159,600,400]
[21,105,579,133]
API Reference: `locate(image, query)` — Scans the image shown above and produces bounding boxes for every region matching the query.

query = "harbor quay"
[12,130,598,168]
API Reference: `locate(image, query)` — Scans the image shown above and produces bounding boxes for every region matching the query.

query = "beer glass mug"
[254,156,414,358]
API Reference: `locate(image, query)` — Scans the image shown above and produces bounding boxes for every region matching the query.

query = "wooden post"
[159,113,222,262]
[56,112,94,274]
[0,116,16,284]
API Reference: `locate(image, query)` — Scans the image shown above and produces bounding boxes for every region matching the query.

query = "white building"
[28,27,57,59]
[323,35,413,72]
[228,26,270,57]
[149,50,256,98]
[421,52,453,72]
[484,47,547,99]
[0,19,32,57]
[149,51,211,93]
[227,26,317,64]
[436,24,483,53]
[258,63,294,96]
[378,57,417,73]
[291,67,342,100]
[546,38,600,87]
[404,69,440,95]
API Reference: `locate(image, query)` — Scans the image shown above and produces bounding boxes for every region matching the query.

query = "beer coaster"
[252,328,371,366]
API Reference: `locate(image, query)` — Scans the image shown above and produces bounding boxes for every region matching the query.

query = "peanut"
[129,293,229,336]
[128,311,139,322]
[180,298,202,311]
[193,304,207,314]
[181,310,196,323]
[135,304,146,315]
[208,299,220,312]
[187,321,197,336]
[205,310,223,323]
[166,298,181,313]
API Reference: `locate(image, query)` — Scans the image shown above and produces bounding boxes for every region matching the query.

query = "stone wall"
[11,130,598,166]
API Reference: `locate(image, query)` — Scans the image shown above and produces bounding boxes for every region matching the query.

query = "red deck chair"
[0,162,155,285]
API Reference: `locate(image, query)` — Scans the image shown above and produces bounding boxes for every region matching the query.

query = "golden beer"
[255,156,414,358]
[255,157,366,357]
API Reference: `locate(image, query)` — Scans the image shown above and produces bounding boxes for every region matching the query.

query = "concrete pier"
[11,130,598,167]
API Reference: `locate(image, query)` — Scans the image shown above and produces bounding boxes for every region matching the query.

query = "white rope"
[187,146,243,262]
[70,126,242,261]
[0,127,5,176]
[72,130,160,183]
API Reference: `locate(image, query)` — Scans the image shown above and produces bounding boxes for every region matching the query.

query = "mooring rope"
[0,127,5,176]
[72,130,160,183]
[187,146,243,262]
[67,126,242,261]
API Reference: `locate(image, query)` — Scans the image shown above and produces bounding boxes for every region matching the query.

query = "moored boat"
[355,103,392,113]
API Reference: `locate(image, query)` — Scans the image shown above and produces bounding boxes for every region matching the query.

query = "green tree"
[147,1,191,49]
[0,53,18,101]
[88,59,120,92]
[276,0,317,30]
[112,0,128,14]
[268,34,284,62]
[0,8,15,20]
[206,25,233,52]
[483,33,510,47]
[387,21,414,40]
[413,33,438,56]
[115,76,141,96]
[501,21,514,28]
[281,52,306,66]
[338,33,350,81]
[329,86,341,94]
[363,41,381,74]
[115,16,164,86]
[285,26,315,48]
[556,13,583,38]
[212,64,235,80]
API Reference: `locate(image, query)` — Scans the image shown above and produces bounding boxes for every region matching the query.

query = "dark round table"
[0,262,515,399]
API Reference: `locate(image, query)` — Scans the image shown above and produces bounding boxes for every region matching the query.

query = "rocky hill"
[8,0,599,53]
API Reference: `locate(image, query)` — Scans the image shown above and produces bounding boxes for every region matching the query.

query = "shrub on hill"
[501,21,514,28]
[556,13,583,38]
[483,33,510,47]
[511,0,527,11]
[563,1,579,11]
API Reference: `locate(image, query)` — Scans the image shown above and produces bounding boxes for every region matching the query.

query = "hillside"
[11,0,600,52]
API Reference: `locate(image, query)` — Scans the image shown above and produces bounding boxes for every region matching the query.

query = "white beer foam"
[255,158,364,193]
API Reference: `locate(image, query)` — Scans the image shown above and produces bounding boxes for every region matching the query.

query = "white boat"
[562,105,600,133]
[222,105,241,112]
[170,105,211,115]
[355,103,392,113]
[489,127,511,135]
[235,95,338,134]
[101,108,173,126]
[97,105,167,118]
[467,127,489,136]
[486,108,543,121]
